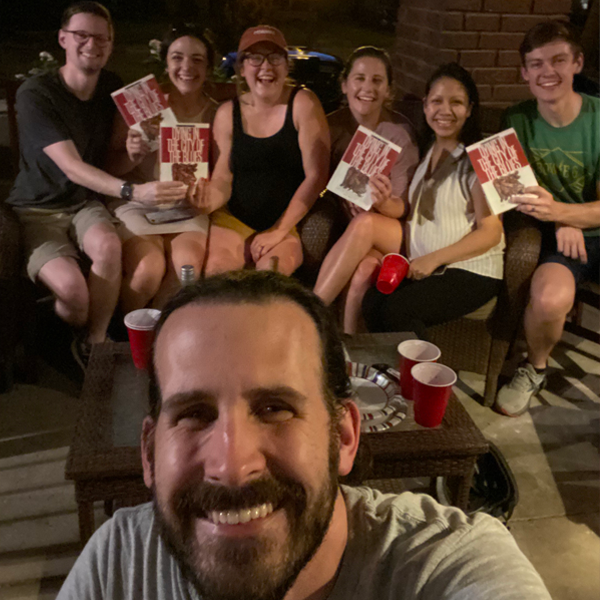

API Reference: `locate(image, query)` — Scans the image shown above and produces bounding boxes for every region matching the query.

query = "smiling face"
[342,56,390,124]
[521,40,583,105]
[423,76,472,143]
[143,300,356,600]
[240,41,288,100]
[58,12,112,75]
[166,36,209,96]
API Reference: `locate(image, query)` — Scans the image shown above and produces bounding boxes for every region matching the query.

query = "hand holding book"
[466,128,538,216]
[327,126,402,211]
[369,173,394,208]
[112,75,176,153]
[133,181,188,206]
[126,130,151,166]
[511,185,562,222]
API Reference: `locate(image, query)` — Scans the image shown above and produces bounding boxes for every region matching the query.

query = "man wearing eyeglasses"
[6,1,186,366]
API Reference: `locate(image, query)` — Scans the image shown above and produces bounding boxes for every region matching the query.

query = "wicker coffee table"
[65,342,151,545]
[66,336,488,544]
[345,333,489,509]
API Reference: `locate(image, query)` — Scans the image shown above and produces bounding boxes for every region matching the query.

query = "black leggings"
[362,268,501,338]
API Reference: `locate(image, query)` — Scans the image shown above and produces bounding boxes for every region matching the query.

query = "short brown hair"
[519,20,583,65]
[61,2,113,34]
[148,271,352,421]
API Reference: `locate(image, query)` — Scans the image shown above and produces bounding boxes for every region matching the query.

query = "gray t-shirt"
[56,486,551,600]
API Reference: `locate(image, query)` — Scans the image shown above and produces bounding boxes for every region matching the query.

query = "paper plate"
[348,362,407,433]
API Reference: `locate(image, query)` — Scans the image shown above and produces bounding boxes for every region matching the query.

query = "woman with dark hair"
[362,63,504,337]
[313,46,419,333]
[108,23,217,311]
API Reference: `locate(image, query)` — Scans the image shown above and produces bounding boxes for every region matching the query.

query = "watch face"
[121,182,133,200]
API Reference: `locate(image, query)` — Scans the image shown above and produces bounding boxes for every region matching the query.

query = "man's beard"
[152,436,340,600]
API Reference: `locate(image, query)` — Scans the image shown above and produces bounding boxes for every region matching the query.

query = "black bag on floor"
[436,441,519,525]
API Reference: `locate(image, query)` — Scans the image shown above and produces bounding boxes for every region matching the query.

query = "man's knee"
[530,265,576,320]
[531,288,575,320]
[85,227,122,266]
[45,267,89,321]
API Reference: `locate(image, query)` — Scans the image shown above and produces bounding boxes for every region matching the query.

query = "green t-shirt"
[502,93,600,237]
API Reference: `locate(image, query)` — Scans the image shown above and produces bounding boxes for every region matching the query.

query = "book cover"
[111,74,176,152]
[160,123,210,201]
[327,125,402,210]
[466,128,538,215]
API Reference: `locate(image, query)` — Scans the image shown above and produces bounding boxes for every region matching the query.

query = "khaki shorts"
[14,200,117,281]
[210,207,299,240]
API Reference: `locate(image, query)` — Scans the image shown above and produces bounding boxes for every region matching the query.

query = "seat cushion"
[464,296,497,321]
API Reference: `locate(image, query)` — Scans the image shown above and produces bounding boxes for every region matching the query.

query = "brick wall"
[392,0,571,132]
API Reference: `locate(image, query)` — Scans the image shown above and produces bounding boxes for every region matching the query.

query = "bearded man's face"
[143,301,350,600]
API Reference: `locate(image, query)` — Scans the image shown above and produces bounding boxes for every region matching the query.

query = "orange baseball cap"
[238,25,287,54]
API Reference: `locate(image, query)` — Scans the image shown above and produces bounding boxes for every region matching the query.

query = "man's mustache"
[174,475,307,517]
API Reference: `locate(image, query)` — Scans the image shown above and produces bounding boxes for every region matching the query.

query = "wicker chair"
[0,200,23,391]
[426,210,542,407]
[295,192,346,286]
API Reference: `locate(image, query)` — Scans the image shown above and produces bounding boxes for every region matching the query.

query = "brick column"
[392,0,572,132]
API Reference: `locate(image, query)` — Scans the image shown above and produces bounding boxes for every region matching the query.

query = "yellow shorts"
[210,207,299,240]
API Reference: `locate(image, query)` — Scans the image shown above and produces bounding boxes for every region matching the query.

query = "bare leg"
[154,231,208,307]
[314,212,402,305]
[204,226,246,276]
[121,235,165,314]
[255,234,303,275]
[343,251,382,334]
[38,256,89,327]
[81,223,122,343]
[524,262,576,369]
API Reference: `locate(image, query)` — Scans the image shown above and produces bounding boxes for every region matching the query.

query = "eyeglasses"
[243,52,286,67]
[63,29,112,47]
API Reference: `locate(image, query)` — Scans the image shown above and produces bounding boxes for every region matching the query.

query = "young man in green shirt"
[495,21,600,417]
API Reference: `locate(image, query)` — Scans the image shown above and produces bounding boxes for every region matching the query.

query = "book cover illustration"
[327,125,402,210]
[466,128,538,215]
[160,123,210,202]
[111,74,176,152]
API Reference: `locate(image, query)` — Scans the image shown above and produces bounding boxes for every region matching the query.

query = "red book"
[160,123,210,199]
[467,128,538,215]
[327,125,402,210]
[112,75,176,152]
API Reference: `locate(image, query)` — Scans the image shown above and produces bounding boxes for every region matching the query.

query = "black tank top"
[228,86,305,231]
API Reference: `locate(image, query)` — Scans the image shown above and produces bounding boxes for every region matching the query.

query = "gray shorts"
[14,200,117,281]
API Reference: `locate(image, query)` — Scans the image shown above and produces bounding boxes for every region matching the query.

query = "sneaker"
[70,338,92,371]
[494,362,546,417]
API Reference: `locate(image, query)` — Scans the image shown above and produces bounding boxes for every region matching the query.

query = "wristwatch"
[120,181,134,201]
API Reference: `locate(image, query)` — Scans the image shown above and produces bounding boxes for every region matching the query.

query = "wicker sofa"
[0,200,23,391]
[427,210,542,407]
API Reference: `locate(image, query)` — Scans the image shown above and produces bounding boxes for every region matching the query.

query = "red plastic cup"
[376,253,410,294]
[397,340,441,400]
[412,362,457,428]
[124,309,161,370]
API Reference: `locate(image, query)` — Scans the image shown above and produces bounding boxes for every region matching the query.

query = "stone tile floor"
[0,316,598,599]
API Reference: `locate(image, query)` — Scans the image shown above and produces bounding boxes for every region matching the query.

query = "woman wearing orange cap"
[199,25,330,275]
